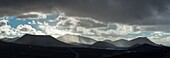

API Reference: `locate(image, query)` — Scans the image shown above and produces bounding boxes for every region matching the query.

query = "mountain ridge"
[90,41,118,49]
[104,37,160,48]
[13,34,76,47]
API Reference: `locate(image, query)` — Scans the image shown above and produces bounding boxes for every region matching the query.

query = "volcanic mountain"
[129,43,164,52]
[90,41,118,49]
[104,39,130,47]
[57,34,96,44]
[130,37,158,46]
[13,34,75,47]
[104,37,159,47]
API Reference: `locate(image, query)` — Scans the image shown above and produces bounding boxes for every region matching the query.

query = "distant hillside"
[104,37,159,47]
[104,39,130,47]
[90,41,118,49]
[1,37,19,42]
[57,34,96,44]
[130,37,158,46]
[13,34,75,47]
[129,43,164,52]
[107,44,168,58]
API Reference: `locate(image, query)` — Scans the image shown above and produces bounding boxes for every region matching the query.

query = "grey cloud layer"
[0,0,170,25]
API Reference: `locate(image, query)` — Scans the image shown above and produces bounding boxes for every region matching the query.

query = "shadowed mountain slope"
[104,37,159,47]
[130,37,158,46]
[13,34,75,47]
[57,34,96,44]
[91,41,118,49]
[104,39,130,47]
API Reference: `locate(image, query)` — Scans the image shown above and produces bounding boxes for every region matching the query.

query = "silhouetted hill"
[70,42,91,47]
[107,44,170,58]
[57,34,96,44]
[130,37,158,46]
[91,41,118,49]
[129,43,162,52]
[13,34,75,47]
[104,37,159,48]
[104,39,130,47]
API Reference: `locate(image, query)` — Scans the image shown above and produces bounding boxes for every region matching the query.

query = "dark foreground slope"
[1,35,170,58]
[0,40,124,58]
[0,39,170,58]
[107,44,170,58]
[108,48,170,58]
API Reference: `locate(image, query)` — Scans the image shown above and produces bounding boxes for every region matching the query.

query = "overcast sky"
[0,0,170,45]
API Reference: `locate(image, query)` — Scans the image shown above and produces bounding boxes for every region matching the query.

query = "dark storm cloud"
[0,0,170,25]
[0,0,60,16]
[56,0,170,25]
